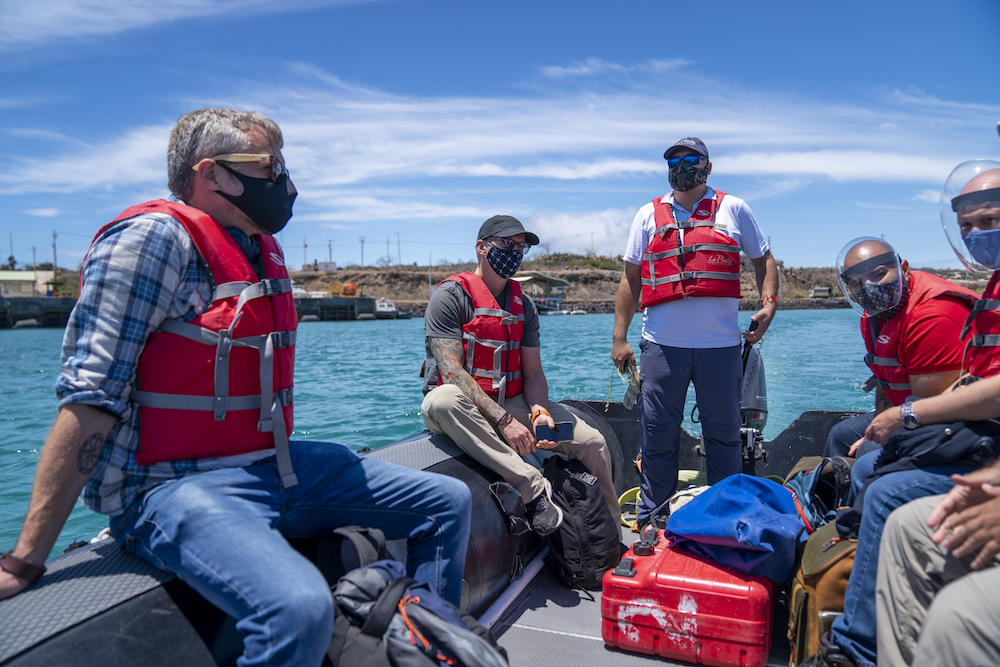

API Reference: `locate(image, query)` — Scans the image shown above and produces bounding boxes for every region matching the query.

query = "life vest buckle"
[271,330,293,349]
[260,278,283,297]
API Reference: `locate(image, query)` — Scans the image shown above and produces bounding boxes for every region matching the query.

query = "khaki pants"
[422,384,620,525]
[876,494,1000,667]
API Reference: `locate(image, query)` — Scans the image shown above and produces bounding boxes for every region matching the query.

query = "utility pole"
[32,247,37,296]
[327,240,333,263]
[52,230,58,272]
[386,236,390,268]
[359,236,366,266]
[303,238,308,270]
[396,232,401,269]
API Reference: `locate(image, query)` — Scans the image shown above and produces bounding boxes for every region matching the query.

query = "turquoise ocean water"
[0,309,871,554]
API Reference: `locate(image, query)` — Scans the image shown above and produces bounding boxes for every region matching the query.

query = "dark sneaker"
[799,633,857,667]
[526,480,563,537]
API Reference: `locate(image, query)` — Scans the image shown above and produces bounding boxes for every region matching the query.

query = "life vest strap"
[866,376,910,392]
[961,299,1000,340]
[471,307,523,326]
[213,281,254,301]
[970,333,1000,348]
[644,243,741,261]
[862,375,879,393]
[642,270,741,287]
[132,387,292,411]
[864,353,902,367]
[654,219,715,237]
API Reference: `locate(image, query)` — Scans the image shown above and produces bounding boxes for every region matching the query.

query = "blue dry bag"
[664,474,808,582]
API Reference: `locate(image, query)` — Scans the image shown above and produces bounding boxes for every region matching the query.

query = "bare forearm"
[753,251,778,301]
[522,371,549,415]
[613,266,641,341]
[430,337,506,424]
[15,404,116,563]
[911,376,1000,424]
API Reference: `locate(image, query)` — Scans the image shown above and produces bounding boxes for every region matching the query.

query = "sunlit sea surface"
[0,309,871,553]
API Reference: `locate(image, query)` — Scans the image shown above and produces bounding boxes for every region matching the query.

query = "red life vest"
[640,192,742,308]
[963,270,1000,380]
[88,200,299,486]
[440,272,524,403]
[860,270,978,405]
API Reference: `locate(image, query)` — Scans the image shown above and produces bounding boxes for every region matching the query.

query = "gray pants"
[876,494,1000,666]
[422,384,620,525]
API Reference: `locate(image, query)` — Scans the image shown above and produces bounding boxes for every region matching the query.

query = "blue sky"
[2,0,999,272]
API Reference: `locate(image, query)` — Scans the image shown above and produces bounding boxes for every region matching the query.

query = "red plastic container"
[602,531,773,667]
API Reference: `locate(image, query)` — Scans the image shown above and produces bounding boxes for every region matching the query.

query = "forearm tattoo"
[76,433,105,475]
[430,338,506,425]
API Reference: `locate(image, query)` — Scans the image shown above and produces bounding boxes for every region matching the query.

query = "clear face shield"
[836,236,905,317]
[941,160,1000,272]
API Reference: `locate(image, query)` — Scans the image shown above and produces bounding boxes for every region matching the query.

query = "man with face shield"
[802,162,1000,667]
[823,238,977,460]
[612,137,778,528]
[865,163,1000,667]
[0,108,473,667]
[421,215,620,536]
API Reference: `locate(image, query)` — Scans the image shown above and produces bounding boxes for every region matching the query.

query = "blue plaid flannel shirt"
[58,210,270,516]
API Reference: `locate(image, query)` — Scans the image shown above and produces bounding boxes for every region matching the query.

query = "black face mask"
[486,245,523,279]
[859,278,909,319]
[217,163,296,235]
[669,161,709,192]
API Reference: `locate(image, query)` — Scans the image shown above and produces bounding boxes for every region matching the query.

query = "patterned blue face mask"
[486,245,523,279]
[963,229,1000,270]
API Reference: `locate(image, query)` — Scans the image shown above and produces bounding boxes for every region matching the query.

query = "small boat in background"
[375,298,398,319]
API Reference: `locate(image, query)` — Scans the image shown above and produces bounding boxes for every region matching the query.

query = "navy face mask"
[486,245,523,279]
[963,228,1000,270]
[217,163,297,235]
[669,161,709,192]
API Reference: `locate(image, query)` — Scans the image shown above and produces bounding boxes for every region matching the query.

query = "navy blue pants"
[637,339,743,522]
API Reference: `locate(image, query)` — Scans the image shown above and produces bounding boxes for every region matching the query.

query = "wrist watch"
[900,403,921,430]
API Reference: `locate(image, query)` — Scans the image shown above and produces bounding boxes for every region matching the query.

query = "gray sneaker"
[527,479,564,537]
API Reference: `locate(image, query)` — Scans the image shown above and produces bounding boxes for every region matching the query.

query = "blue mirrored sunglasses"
[666,155,704,167]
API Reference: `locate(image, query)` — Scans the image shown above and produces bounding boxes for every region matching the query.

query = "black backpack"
[542,456,622,590]
[326,560,508,667]
[320,527,508,667]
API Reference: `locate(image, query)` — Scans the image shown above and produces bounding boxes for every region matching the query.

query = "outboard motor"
[740,341,768,474]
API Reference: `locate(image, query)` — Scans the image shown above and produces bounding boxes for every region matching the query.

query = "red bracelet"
[0,552,46,585]
[761,295,777,305]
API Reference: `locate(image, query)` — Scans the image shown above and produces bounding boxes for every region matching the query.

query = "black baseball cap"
[477,215,539,245]
[664,137,709,161]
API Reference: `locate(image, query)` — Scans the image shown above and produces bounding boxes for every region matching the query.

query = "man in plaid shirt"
[0,108,471,667]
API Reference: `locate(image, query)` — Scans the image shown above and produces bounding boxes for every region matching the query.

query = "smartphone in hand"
[535,421,574,442]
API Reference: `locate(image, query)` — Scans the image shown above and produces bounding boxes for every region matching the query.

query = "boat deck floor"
[493,529,791,667]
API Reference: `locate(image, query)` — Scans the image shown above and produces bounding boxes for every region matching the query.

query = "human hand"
[502,419,537,456]
[934,487,1000,569]
[929,465,1000,533]
[865,408,903,445]
[742,307,774,344]
[611,339,635,373]
[847,437,867,457]
[532,411,559,450]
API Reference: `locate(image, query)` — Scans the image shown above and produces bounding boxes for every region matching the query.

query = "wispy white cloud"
[0,0,380,52]
[912,189,940,204]
[527,208,638,256]
[25,208,59,217]
[540,57,690,79]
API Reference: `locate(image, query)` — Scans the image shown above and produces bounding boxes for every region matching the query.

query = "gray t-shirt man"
[421,279,539,393]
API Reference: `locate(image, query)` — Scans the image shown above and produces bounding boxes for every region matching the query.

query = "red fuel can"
[602,531,773,667]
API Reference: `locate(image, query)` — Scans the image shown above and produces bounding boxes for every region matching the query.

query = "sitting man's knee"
[422,383,465,415]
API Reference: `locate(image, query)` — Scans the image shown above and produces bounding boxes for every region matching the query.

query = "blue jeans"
[824,412,875,458]
[637,340,742,522]
[110,440,471,667]
[830,460,973,667]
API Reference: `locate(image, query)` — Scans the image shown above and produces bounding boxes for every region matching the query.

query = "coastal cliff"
[289,255,987,317]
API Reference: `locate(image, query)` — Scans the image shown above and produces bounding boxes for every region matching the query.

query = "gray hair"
[167,108,284,201]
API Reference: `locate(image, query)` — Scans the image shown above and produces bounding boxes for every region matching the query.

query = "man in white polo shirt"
[611,137,778,527]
